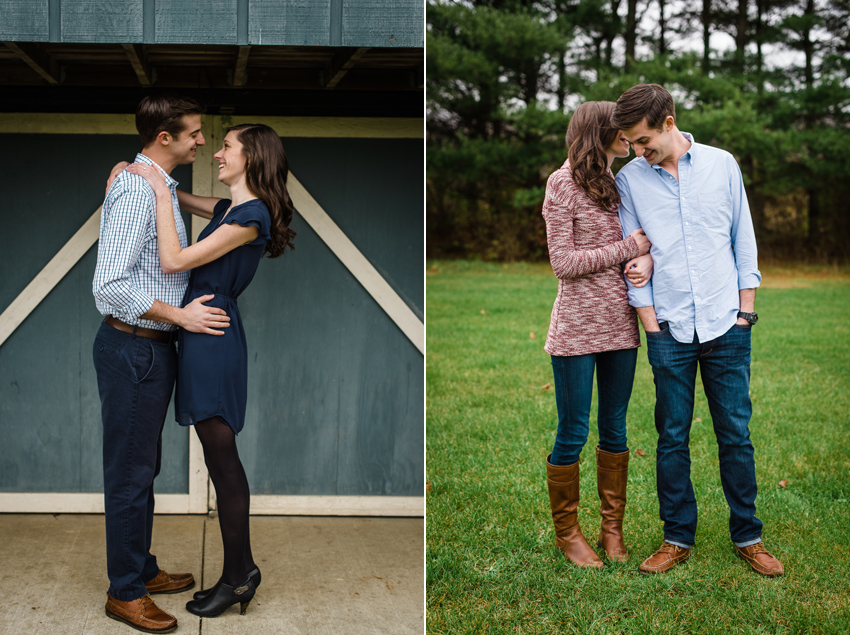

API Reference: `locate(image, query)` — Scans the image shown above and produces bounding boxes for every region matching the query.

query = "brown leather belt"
[105,315,176,342]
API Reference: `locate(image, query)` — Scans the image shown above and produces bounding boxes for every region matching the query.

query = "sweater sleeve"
[543,173,641,279]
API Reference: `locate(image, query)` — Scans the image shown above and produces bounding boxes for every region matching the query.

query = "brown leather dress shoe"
[735,542,784,577]
[105,593,177,634]
[145,568,196,594]
[639,541,690,575]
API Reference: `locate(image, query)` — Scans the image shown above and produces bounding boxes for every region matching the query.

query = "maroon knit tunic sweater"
[543,161,641,357]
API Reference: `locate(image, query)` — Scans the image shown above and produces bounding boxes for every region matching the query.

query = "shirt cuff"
[738,271,762,290]
[628,282,654,308]
[124,290,155,321]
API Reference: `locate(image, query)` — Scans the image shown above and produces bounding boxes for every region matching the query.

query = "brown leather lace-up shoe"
[735,542,784,577]
[105,593,177,633]
[145,568,196,594]
[639,541,690,575]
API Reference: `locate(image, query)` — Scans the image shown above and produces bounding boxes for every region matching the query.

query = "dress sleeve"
[543,172,640,279]
[223,201,271,245]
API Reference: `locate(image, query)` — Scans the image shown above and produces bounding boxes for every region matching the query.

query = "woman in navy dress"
[126,123,295,617]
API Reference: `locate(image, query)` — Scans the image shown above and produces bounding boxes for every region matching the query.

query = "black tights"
[195,417,256,587]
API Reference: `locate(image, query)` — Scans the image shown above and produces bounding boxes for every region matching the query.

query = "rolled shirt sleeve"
[728,155,762,290]
[616,174,655,308]
[92,179,156,320]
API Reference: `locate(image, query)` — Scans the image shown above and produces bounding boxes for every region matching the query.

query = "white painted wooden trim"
[288,173,425,354]
[187,429,209,514]
[0,493,192,514]
[0,114,137,134]
[0,493,424,517]
[0,207,101,347]
[226,116,422,138]
[0,114,422,138]
[250,495,423,517]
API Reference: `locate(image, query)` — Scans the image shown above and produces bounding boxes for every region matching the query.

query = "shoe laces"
[658,541,682,554]
[746,541,768,555]
[139,594,153,614]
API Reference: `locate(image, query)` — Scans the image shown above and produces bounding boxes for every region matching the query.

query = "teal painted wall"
[238,137,424,496]
[0,132,424,498]
[0,0,424,47]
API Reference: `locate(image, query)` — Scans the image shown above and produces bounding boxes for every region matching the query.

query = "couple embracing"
[92,93,294,632]
[541,84,784,578]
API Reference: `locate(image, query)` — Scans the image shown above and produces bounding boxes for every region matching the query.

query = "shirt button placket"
[681,165,699,339]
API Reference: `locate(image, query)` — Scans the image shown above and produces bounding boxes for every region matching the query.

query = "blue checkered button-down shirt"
[616,133,761,344]
[93,153,190,331]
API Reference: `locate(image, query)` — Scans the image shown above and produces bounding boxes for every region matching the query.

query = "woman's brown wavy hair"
[565,101,621,213]
[227,123,295,257]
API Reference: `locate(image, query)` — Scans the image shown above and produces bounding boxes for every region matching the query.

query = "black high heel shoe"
[193,567,261,601]
[185,577,256,617]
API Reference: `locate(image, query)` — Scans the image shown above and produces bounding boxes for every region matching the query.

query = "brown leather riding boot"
[596,446,629,562]
[546,455,604,568]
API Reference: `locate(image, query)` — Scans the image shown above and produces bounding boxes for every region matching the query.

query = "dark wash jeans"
[550,348,638,466]
[93,321,177,601]
[645,322,763,548]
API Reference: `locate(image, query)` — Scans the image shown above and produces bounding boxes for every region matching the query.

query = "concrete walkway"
[0,514,423,635]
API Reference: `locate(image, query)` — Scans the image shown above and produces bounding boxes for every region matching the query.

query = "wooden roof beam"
[325,47,370,89]
[3,42,59,85]
[121,44,151,87]
[234,45,251,87]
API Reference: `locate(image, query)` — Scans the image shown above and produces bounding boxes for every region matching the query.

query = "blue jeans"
[550,348,637,466]
[645,322,763,548]
[93,321,177,601]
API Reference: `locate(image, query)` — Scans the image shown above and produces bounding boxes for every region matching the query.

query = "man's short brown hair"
[612,83,675,132]
[136,93,204,147]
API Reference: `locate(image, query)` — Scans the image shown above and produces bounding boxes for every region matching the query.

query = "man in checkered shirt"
[92,93,229,632]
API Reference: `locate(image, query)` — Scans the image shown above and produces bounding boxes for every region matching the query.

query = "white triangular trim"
[0,207,101,347]
[288,173,424,354]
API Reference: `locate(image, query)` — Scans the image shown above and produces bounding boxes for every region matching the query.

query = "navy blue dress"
[175,198,271,434]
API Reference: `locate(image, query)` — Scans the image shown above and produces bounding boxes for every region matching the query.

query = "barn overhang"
[0,0,424,116]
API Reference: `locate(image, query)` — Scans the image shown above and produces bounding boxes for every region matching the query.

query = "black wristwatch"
[737,312,758,325]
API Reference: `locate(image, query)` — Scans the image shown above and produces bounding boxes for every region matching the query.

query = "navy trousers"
[93,321,177,601]
[645,322,762,548]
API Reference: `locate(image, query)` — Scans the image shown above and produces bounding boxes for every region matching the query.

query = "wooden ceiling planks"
[0,42,422,92]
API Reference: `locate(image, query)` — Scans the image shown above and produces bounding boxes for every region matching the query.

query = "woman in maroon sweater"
[542,101,652,568]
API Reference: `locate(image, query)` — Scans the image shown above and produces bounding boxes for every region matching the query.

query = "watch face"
[750,313,758,324]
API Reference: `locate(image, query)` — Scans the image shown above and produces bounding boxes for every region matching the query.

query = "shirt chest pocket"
[697,189,733,231]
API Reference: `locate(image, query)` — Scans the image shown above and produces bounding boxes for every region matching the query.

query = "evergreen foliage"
[427,0,850,261]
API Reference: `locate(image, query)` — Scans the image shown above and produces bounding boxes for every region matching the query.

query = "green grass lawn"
[426,261,850,635]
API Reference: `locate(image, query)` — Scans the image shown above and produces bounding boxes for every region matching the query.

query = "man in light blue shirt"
[612,84,784,578]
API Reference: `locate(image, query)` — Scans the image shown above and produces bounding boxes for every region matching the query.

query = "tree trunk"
[741,155,764,238]
[803,0,816,250]
[736,0,748,74]
[625,0,638,68]
[658,0,667,55]
[803,0,814,88]
[702,0,712,73]
[755,0,763,96]
[556,49,567,112]
[807,187,820,245]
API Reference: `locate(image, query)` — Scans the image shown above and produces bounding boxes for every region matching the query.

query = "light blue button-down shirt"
[93,153,190,331]
[616,132,761,344]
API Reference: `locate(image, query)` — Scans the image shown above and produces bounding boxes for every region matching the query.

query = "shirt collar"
[648,131,696,170]
[135,153,178,188]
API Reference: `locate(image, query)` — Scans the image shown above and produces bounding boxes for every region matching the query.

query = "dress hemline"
[176,412,242,435]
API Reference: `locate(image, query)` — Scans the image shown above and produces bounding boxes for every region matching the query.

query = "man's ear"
[664,115,675,131]
[156,130,172,146]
